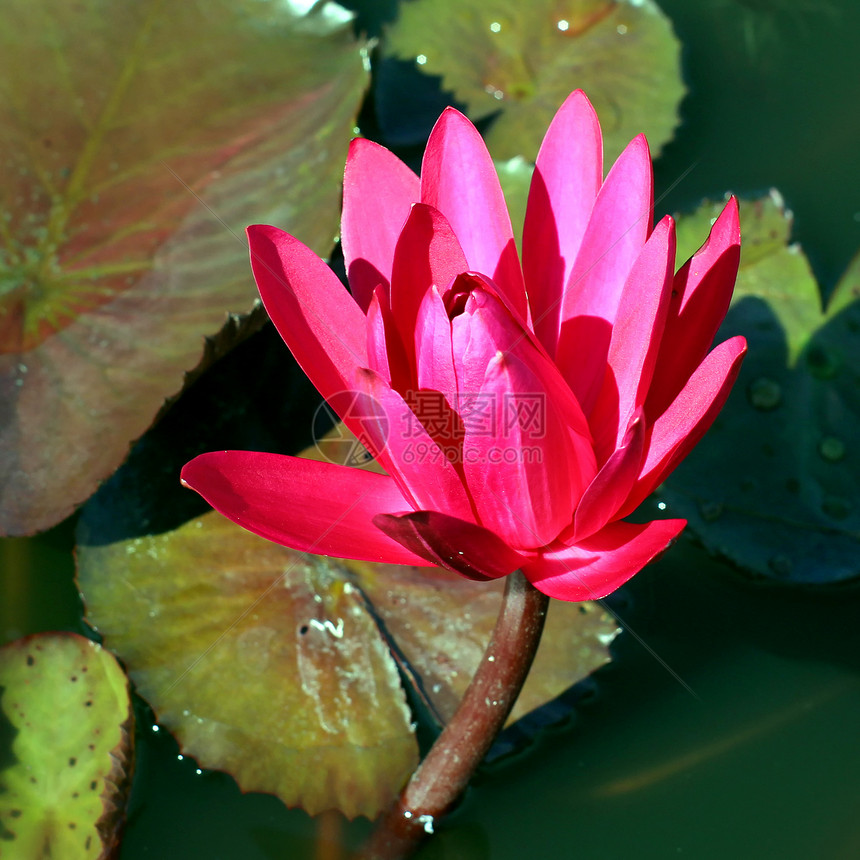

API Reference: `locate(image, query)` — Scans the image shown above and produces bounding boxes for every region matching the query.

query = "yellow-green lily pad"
[0,632,133,858]
[383,0,684,162]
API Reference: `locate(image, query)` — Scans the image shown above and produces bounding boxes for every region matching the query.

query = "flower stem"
[359,570,549,860]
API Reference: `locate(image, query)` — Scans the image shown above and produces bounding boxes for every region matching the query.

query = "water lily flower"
[181,90,746,601]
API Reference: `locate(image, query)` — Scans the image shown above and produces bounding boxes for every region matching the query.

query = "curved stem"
[360,570,549,860]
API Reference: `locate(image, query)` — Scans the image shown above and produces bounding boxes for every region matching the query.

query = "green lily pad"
[76,431,618,819]
[0,632,133,857]
[661,192,860,584]
[383,0,684,161]
[0,0,369,536]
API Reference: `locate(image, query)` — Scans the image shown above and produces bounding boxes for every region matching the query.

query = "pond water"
[2,0,859,857]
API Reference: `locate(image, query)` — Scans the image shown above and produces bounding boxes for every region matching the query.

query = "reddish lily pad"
[383,0,683,161]
[352,560,617,726]
[662,192,860,583]
[0,632,133,857]
[0,0,369,536]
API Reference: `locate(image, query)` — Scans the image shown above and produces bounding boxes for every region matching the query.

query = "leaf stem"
[359,570,549,860]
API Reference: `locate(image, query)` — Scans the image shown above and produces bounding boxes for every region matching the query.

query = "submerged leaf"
[663,192,860,583]
[383,0,683,161]
[0,0,369,536]
[0,632,133,857]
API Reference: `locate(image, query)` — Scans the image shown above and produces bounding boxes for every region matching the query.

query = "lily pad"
[0,0,369,536]
[383,0,684,161]
[661,192,860,584]
[0,632,133,857]
[76,511,618,819]
[76,430,618,819]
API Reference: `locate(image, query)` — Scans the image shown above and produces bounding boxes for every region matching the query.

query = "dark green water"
[3,0,860,857]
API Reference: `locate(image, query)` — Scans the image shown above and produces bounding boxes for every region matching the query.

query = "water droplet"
[818,436,845,462]
[489,21,501,32]
[822,495,851,520]
[557,19,569,31]
[747,377,782,410]
[617,23,628,34]
[805,342,841,379]
[768,555,793,577]
[699,500,723,521]
[416,54,427,65]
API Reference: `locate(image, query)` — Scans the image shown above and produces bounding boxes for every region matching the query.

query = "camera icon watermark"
[311,390,389,467]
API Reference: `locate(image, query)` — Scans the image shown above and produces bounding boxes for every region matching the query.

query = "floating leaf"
[76,511,420,820]
[383,0,683,161]
[77,507,618,818]
[0,632,133,857]
[662,192,860,583]
[352,560,617,726]
[0,0,369,536]
[76,425,617,819]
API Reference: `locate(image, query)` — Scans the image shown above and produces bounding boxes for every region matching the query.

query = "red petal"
[420,108,527,319]
[353,368,476,522]
[523,90,603,355]
[555,134,654,415]
[523,519,686,602]
[620,335,747,516]
[247,225,367,409]
[414,285,457,397]
[589,215,675,459]
[390,203,468,369]
[341,138,419,312]
[646,197,741,418]
[571,413,645,542]
[450,283,596,547]
[373,510,525,581]
[181,452,427,565]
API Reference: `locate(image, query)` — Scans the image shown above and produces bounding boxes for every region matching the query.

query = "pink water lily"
[181,90,746,601]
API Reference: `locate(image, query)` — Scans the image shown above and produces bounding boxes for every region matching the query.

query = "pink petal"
[646,197,742,418]
[589,215,675,460]
[555,134,654,415]
[390,203,468,369]
[619,335,747,517]
[353,368,476,522]
[523,519,686,602]
[366,286,412,394]
[373,510,526,581]
[180,452,428,565]
[420,108,527,319]
[450,282,596,547]
[247,225,367,409]
[413,285,457,397]
[341,138,420,312]
[523,90,603,355]
[571,413,645,542]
